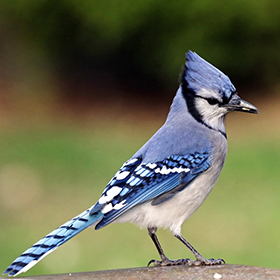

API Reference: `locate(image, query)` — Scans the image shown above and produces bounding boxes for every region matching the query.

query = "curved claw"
[210,258,225,265]
[147,259,157,267]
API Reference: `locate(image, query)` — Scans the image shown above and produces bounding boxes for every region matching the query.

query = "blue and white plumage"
[3,51,258,276]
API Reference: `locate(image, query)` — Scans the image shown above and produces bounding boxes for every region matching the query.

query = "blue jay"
[3,51,258,276]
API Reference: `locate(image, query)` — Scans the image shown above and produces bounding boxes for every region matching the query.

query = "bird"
[3,51,258,276]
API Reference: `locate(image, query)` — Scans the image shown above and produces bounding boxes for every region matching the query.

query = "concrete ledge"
[1,265,280,280]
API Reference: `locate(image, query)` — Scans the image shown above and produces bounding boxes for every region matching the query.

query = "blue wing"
[93,151,211,229]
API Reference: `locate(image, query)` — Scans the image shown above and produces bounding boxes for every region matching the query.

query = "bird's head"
[181,51,258,135]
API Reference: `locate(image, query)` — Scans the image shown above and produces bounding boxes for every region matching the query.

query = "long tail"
[3,207,103,276]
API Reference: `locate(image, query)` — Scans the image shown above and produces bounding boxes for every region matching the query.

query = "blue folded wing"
[94,151,211,229]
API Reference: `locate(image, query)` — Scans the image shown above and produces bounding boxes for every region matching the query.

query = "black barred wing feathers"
[94,151,211,229]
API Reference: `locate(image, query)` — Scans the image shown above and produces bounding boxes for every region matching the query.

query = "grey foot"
[148,258,191,267]
[148,257,225,267]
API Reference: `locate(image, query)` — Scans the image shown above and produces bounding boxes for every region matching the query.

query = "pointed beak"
[225,94,258,114]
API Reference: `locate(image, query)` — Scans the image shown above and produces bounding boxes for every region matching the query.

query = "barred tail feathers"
[3,208,103,276]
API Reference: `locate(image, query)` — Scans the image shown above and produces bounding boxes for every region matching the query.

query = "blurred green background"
[0,0,280,276]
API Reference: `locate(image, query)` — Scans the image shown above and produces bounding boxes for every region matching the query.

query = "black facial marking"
[205,97,220,105]
[180,66,227,138]
[181,66,204,124]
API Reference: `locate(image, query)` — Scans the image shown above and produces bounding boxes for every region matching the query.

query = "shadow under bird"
[3,51,258,276]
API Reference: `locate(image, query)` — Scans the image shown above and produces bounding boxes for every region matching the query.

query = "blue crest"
[183,51,236,100]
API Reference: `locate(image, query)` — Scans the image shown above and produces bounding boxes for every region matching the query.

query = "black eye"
[206,98,220,105]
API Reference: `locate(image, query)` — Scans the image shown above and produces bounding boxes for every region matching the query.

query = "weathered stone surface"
[1,265,280,280]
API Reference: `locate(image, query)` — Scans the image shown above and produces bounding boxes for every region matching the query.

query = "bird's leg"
[174,234,225,266]
[147,227,190,266]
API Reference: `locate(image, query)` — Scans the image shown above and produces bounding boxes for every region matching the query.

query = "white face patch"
[116,171,130,180]
[98,186,122,204]
[194,97,227,134]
